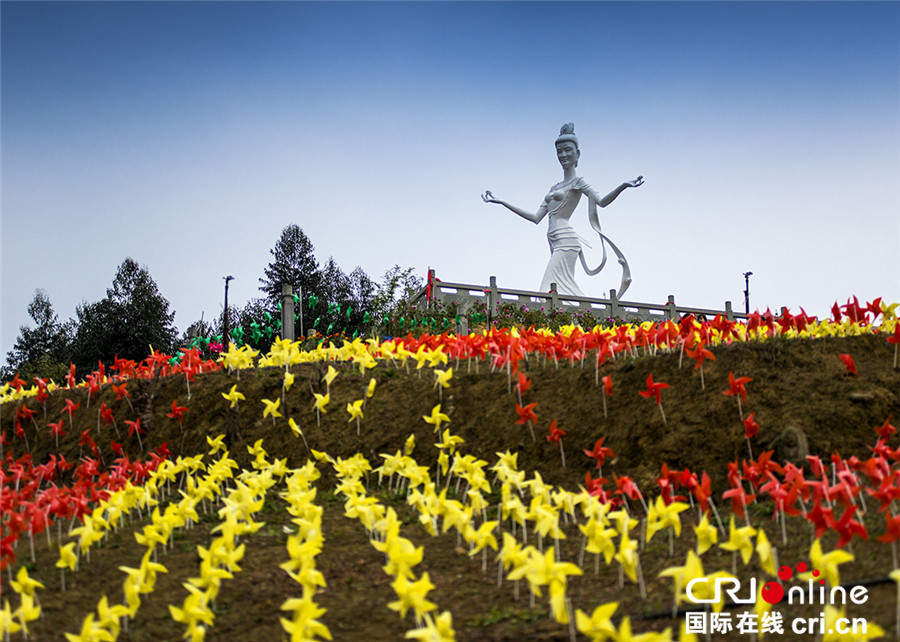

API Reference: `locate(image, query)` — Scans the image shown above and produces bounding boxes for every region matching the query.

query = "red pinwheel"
[875,417,896,440]
[600,374,613,418]
[684,343,715,389]
[545,419,567,467]
[613,473,648,514]
[514,402,538,442]
[79,429,100,460]
[64,363,77,389]
[111,382,134,412]
[515,371,531,405]
[722,371,752,420]
[638,373,669,424]
[47,420,66,449]
[886,323,900,370]
[125,417,145,450]
[61,398,80,433]
[98,402,119,438]
[584,437,615,476]
[838,353,857,376]
[167,399,189,424]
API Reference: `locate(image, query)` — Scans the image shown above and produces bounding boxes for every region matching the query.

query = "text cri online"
[793,615,868,635]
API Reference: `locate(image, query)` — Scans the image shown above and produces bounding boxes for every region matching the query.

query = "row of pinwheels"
[6,416,900,640]
[3,296,898,408]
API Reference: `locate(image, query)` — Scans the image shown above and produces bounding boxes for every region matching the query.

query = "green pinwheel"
[308,293,319,309]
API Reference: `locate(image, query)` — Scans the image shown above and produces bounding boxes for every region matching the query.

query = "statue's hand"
[625,176,644,188]
[482,190,500,204]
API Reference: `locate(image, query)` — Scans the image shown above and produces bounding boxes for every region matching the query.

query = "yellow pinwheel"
[422,404,450,433]
[322,365,338,394]
[221,384,245,408]
[755,529,777,576]
[312,392,329,426]
[64,613,114,642]
[693,512,718,555]
[405,610,455,641]
[801,538,853,588]
[575,601,618,642]
[388,572,438,621]
[346,399,365,434]
[262,397,282,424]
[433,367,452,401]
[719,516,757,566]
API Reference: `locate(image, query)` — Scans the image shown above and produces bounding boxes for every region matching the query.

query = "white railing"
[413,269,747,331]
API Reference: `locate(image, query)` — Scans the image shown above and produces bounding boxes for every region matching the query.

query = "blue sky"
[2,1,899,365]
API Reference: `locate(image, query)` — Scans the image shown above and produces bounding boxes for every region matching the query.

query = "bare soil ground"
[2,333,899,640]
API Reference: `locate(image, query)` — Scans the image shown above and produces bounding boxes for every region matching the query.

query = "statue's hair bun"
[555,122,579,147]
[560,123,575,136]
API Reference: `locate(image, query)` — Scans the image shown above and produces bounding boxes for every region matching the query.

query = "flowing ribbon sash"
[579,197,632,297]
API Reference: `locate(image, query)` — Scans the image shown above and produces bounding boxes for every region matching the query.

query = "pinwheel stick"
[658,403,667,425]
[558,439,566,468]
[601,388,608,419]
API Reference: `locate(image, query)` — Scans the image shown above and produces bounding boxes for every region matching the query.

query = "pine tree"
[259,224,322,308]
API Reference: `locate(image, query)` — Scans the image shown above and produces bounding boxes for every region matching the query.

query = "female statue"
[482,123,642,298]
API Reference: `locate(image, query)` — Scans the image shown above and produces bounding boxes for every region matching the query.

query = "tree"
[370,265,423,322]
[2,289,74,382]
[259,224,321,309]
[70,258,177,372]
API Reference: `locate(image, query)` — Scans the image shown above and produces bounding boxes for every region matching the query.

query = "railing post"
[549,283,559,312]
[281,284,294,341]
[610,288,620,319]
[665,295,677,321]
[725,301,734,322]
[488,276,500,323]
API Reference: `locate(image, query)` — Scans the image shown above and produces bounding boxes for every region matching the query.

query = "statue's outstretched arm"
[593,176,644,208]
[482,191,548,224]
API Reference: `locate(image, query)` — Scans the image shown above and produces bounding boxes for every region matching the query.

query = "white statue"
[482,122,642,298]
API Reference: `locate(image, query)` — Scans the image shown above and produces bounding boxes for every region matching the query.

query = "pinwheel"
[405,610,455,642]
[722,371,752,420]
[98,401,119,438]
[742,412,759,459]
[514,402,538,442]
[575,602,618,642]
[288,418,311,454]
[645,495,688,555]
[110,381,133,413]
[57,541,78,591]
[125,417,145,450]
[719,516,757,571]
[433,367,452,402]
[584,437,614,478]
[221,384,246,409]
[546,419,567,468]
[322,365,338,396]
[279,595,332,642]
[61,397,81,433]
[693,512,718,555]
[839,353,858,376]
[422,404,450,433]
[685,343,715,389]
[346,399,364,434]
[48,419,67,449]
[167,399,189,432]
[600,374,612,418]
[659,549,706,616]
[638,373,669,424]
[388,572,438,623]
[262,398,283,425]
[312,393,329,427]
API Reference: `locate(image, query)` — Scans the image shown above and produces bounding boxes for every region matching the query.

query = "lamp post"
[743,272,753,315]
[223,276,234,351]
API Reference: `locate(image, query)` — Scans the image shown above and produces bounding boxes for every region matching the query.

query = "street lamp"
[223,276,234,350]
[743,272,753,315]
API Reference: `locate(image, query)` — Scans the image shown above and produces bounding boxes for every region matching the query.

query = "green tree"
[70,258,177,372]
[259,224,322,309]
[2,289,74,382]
